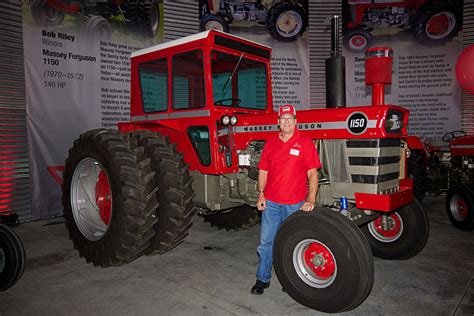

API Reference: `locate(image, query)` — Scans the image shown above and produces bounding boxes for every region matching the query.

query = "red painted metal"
[372,213,402,237]
[95,171,112,225]
[355,178,413,211]
[449,136,474,156]
[304,242,336,279]
[46,0,81,14]
[366,47,393,106]
[426,13,449,35]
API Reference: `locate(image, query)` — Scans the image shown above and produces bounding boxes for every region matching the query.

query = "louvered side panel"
[462,0,474,134]
[163,0,199,41]
[0,0,31,221]
[309,1,342,108]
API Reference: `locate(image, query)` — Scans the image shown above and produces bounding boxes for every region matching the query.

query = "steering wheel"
[442,130,466,142]
[214,98,241,107]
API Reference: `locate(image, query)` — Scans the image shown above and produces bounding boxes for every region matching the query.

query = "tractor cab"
[121,30,275,174]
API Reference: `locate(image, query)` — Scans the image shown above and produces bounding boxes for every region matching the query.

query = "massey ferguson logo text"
[347,112,368,135]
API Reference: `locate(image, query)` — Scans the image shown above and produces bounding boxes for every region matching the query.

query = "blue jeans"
[256,199,304,283]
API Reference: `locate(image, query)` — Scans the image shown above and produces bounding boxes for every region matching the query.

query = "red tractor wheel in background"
[446,185,474,231]
[31,0,65,26]
[343,28,373,53]
[411,0,461,45]
[361,200,429,260]
[0,224,26,291]
[62,129,158,267]
[273,208,374,313]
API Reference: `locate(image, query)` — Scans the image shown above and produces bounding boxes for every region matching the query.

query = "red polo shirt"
[258,129,321,204]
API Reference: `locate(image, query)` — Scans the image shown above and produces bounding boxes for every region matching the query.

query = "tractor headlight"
[230,116,237,125]
[221,115,230,125]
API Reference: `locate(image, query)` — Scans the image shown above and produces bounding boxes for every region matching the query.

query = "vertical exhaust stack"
[326,15,346,109]
[365,47,393,106]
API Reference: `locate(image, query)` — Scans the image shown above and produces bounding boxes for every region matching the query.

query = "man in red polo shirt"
[251,104,321,295]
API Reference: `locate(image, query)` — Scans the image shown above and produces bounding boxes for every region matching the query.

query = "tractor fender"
[405,135,425,150]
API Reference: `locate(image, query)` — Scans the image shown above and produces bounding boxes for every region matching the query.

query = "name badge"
[290,148,300,156]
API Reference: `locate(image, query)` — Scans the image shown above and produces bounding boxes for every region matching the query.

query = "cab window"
[172,50,205,110]
[138,58,168,113]
[188,126,211,166]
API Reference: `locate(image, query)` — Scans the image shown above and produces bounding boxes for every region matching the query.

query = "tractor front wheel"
[361,200,429,260]
[130,131,196,254]
[446,185,474,231]
[274,208,374,313]
[0,224,26,291]
[343,28,373,53]
[62,129,158,267]
[82,15,112,42]
[200,14,229,33]
[203,206,260,231]
[137,0,160,37]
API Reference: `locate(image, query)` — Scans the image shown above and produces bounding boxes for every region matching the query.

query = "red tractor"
[30,0,160,38]
[62,30,429,312]
[199,0,308,42]
[343,0,462,52]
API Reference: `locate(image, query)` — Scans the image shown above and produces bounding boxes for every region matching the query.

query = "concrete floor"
[1,195,473,315]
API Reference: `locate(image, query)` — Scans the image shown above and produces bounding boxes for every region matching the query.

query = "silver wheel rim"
[450,194,467,221]
[292,239,337,288]
[368,213,403,243]
[276,10,303,37]
[349,34,367,51]
[71,158,111,241]
[425,11,456,40]
[205,20,224,31]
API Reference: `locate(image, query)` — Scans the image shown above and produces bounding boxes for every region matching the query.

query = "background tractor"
[199,0,308,42]
[342,0,462,52]
[62,29,429,312]
[30,0,160,39]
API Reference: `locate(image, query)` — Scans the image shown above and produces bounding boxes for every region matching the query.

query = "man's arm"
[257,169,268,211]
[300,168,318,212]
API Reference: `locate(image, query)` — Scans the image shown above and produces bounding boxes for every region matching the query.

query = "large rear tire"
[203,206,260,231]
[361,200,429,260]
[130,131,196,253]
[0,224,26,291]
[408,149,428,201]
[446,185,474,231]
[274,208,374,313]
[62,129,158,267]
[137,0,160,37]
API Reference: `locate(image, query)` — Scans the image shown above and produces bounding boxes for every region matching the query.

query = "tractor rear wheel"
[361,200,429,260]
[200,14,229,33]
[83,15,112,42]
[273,208,373,313]
[408,149,428,201]
[62,129,158,267]
[267,2,306,42]
[31,0,65,26]
[446,185,474,231]
[137,0,160,37]
[130,131,196,253]
[203,206,260,231]
[0,224,26,291]
[411,0,461,45]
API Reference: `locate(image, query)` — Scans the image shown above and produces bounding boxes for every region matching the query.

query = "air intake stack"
[365,47,393,106]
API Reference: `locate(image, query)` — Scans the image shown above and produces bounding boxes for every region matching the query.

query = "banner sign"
[23,1,164,218]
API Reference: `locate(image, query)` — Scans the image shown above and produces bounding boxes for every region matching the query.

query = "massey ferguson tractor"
[199,0,308,42]
[343,0,462,52]
[30,0,159,38]
[62,29,429,312]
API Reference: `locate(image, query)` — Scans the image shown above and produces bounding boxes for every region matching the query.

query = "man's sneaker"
[251,279,270,295]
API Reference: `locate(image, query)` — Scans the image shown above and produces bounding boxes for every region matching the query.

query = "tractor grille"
[323,138,401,199]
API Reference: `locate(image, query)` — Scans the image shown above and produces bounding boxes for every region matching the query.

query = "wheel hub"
[205,20,224,31]
[425,12,455,39]
[368,213,403,242]
[450,194,468,221]
[293,239,337,288]
[350,35,367,50]
[276,10,302,37]
[95,171,111,225]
